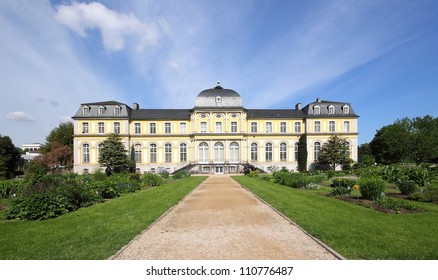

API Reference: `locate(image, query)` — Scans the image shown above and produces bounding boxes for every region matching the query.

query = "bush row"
[4,171,179,221]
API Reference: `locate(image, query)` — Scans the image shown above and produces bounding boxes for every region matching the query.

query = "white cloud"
[55,1,162,51]
[6,111,35,122]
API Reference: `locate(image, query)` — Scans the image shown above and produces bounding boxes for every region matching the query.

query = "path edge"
[232,177,346,260]
[108,176,208,260]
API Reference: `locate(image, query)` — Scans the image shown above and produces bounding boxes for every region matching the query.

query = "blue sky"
[1,0,437,147]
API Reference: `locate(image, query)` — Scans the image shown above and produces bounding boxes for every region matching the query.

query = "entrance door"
[215,166,224,174]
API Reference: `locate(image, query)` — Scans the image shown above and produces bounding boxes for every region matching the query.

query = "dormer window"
[98,106,105,115]
[314,105,320,115]
[114,106,121,115]
[216,96,222,103]
[328,105,335,115]
[83,106,90,116]
[342,105,350,114]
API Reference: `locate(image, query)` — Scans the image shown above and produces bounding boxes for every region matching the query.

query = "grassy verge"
[233,176,438,260]
[0,176,206,260]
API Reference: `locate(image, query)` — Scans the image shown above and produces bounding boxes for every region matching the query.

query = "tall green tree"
[370,118,411,164]
[41,122,74,153]
[0,135,21,179]
[99,134,131,174]
[39,122,74,169]
[298,134,308,172]
[318,135,352,170]
[370,116,438,164]
[358,143,375,166]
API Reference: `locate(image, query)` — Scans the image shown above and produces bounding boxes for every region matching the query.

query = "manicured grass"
[0,176,206,260]
[233,176,438,260]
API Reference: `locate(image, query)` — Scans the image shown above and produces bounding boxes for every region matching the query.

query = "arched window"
[343,105,350,114]
[82,144,90,163]
[314,105,320,115]
[165,144,172,163]
[199,142,208,163]
[229,142,239,163]
[294,142,299,161]
[328,105,335,114]
[180,143,187,162]
[214,142,224,163]
[265,143,273,161]
[251,143,258,161]
[150,144,157,163]
[314,142,321,161]
[134,144,142,163]
[280,142,287,161]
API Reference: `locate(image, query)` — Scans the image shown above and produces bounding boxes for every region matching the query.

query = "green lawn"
[0,176,206,260]
[233,176,438,260]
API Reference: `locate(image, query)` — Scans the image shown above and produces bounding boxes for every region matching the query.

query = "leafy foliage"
[243,163,257,175]
[272,170,325,189]
[0,135,21,179]
[370,116,438,164]
[378,197,418,211]
[328,178,356,196]
[298,134,308,172]
[142,172,164,187]
[98,134,131,173]
[172,171,191,179]
[318,135,352,170]
[397,181,417,195]
[359,177,386,201]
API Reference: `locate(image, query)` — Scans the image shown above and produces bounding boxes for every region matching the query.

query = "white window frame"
[280,122,286,133]
[314,121,321,133]
[180,143,187,162]
[135,123,141,134]
[344,121,350,132]
[114,122,120,134]
[165,123,171,134]
[82,122,89,134]
[231,122,237,133]
[280,142,287,161]
[266,122,272,133]
[134,144,142,163]
[150,144,157,163]
[98,122,105,134]
[180,123,187,134]
[295,122,301,133]
[251,122,257,133]
[215,122,222,133]
[200,122,207,133]
[150,123,156,134]
[265,143,273,161]
[329,121,336,132]
[165,143,172,162]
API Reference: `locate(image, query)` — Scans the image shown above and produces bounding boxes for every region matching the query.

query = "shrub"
[159,170,169,179]
[142,173,164,187]
[379,197,418,211]
[248,170,260,178]
[397,181,417,195]
[409,187,438,203]
[7,193,70,220]
[330,178,356,189]
[359,177,386,201]
[172,171,191,179]
[0,180,22,198]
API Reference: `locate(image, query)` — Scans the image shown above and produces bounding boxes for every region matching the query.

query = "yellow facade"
[73,86,358,174]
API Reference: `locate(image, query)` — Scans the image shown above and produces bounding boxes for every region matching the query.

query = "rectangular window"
[83,107,89,116]
[98,122,105,134]
[314,121,321,133]
[180,123,187,134]
[344,121,350,132]
[135,123,141,134]
[295,122,301,133]
[280,122,286,133]
[82,122,89,134]
[215,122,222,133]
[329,121,335,132]
[114,106,121,115]
[231,122,237,133]
[266,122,272,133]
[150,123,156,134]
[200,122,207,133]
[114,122,120,134]
[165,123,171,134]
[251,122,257,133]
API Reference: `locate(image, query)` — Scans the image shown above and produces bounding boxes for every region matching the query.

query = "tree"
[297,134,308,172]
[0,135,21,179]
[318,135,352,170]
[370,116,438,164]
[41,122,74,153]
[39,122,74,170]
[370,118,411,164]
[358,143,375,166]
[98,134,131,174]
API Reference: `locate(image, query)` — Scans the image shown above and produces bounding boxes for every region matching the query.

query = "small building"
[72,83,359,174]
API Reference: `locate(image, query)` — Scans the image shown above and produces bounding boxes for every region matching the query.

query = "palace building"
[72,83,359,174]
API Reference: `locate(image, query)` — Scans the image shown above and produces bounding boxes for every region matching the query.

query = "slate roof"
[302,100,359,117]
[131,109,191,120]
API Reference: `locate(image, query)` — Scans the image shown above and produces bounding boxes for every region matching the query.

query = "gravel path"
[112,175,340,260]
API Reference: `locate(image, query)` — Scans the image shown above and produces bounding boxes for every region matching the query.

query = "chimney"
[316,98,322,103]
[133,103,139,110]
[295,103,302,110]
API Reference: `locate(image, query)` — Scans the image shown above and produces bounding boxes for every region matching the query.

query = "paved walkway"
[112,175,340,260]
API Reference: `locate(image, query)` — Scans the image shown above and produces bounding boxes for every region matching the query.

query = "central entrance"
[215,166,224,174]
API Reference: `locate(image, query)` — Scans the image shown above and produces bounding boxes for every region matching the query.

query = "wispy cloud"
[55,1,164,51]
[6,111,35,122]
